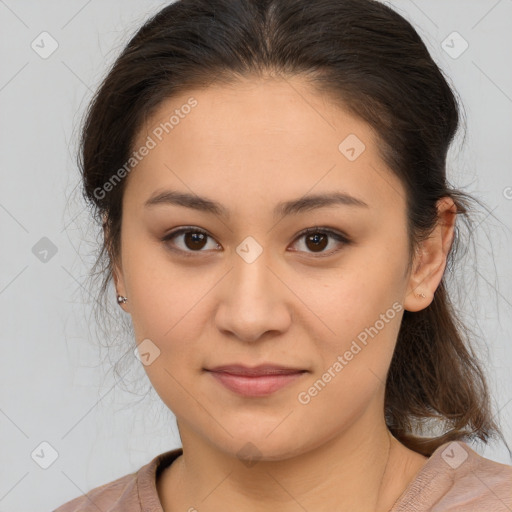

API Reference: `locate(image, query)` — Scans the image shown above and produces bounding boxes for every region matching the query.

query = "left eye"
[161,226,350,256]
[291,227,350,255]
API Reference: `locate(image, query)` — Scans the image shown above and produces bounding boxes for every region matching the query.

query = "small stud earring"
[117,295,128,305]
[415,292,426,298]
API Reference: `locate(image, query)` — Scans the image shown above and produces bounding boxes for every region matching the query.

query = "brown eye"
[304,232,329,252]
[291,227,350,256]
[183,231,208,250]
[162,227,220,255]
[162,226,350,258]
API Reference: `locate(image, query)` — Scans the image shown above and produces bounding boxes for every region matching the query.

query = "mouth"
[206,364,307,376]
[204,364,308,397]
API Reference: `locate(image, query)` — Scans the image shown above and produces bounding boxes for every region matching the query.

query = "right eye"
[161,226,221,256]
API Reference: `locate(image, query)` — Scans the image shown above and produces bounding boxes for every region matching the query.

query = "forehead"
[139,76,364,148]
[127,77,405,214]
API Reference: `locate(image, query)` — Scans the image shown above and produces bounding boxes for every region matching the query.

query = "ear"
[103,214,129,312]
[404,196,457,312]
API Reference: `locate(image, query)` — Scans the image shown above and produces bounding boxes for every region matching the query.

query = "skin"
[111,75,456,511]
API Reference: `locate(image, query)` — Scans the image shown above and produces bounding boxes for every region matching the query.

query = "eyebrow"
[144,189,369,219]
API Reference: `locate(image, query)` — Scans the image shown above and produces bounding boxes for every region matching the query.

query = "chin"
[209,429,310,464]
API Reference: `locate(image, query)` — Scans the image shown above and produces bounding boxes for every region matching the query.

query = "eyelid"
[289,226,351,257]
[161,225,351,257]
[161,226,219,258]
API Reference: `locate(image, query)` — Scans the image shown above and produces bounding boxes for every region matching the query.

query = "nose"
[214,248,292,343]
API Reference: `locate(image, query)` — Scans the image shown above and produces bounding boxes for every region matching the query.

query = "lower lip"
[207,371,306,397]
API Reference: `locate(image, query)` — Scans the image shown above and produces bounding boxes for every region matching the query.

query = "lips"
[205,364,308,397]
[206,364,307,376]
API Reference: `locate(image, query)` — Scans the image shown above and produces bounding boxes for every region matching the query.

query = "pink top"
[53,440,512,511]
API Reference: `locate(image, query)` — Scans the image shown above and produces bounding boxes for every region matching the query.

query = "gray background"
[1,1,511,510]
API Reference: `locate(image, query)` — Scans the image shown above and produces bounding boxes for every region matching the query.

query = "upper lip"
[206,364,307,376]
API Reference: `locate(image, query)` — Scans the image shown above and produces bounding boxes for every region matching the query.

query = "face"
[114,76,417,461]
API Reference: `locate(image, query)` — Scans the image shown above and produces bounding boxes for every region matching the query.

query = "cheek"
[295,280,404,428]
[129,295,208,418]
[292,244,407,391]
[129,272,209,349]
[297,258,404,340]
[120,231,194,336]
[124,262,217,390]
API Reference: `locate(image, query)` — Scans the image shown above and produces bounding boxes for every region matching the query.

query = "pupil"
[186,232,206,250]
[307,233,327,252]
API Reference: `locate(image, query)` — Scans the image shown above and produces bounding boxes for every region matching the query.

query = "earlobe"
[112,263,129,311]
[404,196,457,312]
[103,215,129,311]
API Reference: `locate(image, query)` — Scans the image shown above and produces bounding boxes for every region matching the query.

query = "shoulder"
[392,440,512,511]
[53,448,183,512]
[53,472,138,512]
[439,441,512,511]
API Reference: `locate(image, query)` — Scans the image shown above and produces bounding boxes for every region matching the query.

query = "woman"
[54,0,512,510]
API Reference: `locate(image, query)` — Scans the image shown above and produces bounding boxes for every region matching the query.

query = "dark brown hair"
[78,0,509,457]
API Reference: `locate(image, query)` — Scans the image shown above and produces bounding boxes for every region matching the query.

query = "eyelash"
[161,226,351,258]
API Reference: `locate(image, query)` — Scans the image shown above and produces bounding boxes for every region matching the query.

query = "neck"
[158,407,427,512]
